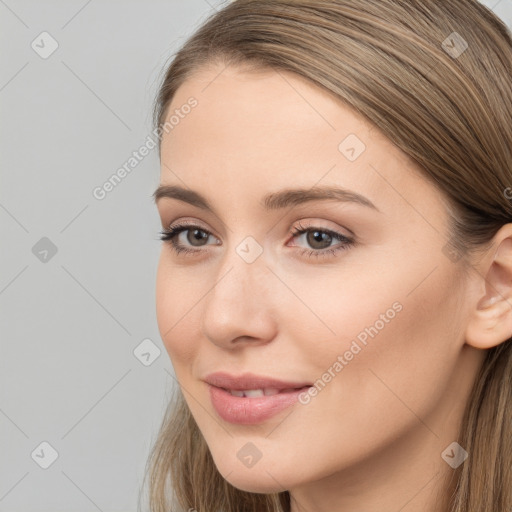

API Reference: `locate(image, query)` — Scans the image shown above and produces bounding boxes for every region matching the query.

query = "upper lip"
[203,372,312,391]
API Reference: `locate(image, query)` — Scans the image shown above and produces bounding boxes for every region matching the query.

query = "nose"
[201,253,278,349]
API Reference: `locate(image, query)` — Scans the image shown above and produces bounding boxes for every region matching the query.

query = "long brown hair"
[141,1,512,510]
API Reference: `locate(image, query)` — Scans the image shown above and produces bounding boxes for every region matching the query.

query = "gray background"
[1,1,511,511]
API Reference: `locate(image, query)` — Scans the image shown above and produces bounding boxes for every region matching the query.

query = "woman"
[142,1,512,510]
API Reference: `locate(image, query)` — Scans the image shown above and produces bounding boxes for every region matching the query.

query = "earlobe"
[466,295,512,349]
[465,227,512,350]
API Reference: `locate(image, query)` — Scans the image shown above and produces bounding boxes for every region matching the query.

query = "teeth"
[228,388,282,397]
[243,389,265,398]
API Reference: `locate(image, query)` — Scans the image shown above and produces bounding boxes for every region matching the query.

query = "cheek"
[272,263,406,365]
[294,261,463,433]
[155,254,201,364]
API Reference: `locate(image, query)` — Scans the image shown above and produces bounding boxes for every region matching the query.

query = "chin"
[223,473,287,494]
[212,454,289,493]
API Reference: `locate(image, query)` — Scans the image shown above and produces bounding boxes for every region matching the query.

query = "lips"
[204,372,313,424]
[203,371,312,391]
[204,372,312,391]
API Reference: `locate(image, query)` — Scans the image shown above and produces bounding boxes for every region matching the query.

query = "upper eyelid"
[164,215,349,231]
[158,201,359,234]
[166,221,352,244]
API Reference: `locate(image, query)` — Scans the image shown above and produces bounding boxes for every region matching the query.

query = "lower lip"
[208,384,311,425]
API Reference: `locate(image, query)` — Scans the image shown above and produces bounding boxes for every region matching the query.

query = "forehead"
[159,63,446,226]
[162,64,376,160]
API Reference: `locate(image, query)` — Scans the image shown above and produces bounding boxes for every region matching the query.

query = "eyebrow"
[152,184,380,213]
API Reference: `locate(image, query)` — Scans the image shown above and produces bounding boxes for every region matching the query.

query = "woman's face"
[155,63,485,498]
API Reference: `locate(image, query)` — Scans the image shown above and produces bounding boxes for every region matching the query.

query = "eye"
[158,220,355,260]
[159,221,218,255]
[288,221,355,259]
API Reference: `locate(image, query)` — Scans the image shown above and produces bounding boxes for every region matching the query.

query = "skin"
[154,62,512,512]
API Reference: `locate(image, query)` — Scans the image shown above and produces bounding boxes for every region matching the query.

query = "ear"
[465,224,512,349]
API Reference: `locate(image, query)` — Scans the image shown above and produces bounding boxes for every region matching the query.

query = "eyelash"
[158,221,355,260]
